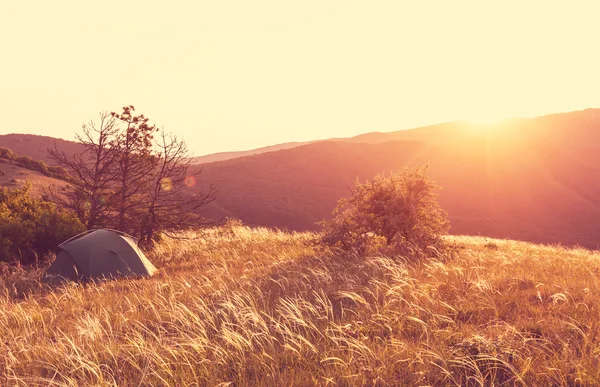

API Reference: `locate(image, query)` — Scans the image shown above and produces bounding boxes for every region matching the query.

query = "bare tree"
[139,129,218,245]
[49,106,219,241]
[47,112,119,229]
[110,106,159,233]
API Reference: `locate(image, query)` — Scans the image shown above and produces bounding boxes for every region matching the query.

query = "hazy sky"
[2,1,599,155]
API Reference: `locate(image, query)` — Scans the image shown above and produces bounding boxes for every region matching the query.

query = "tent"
[46,229,157,281]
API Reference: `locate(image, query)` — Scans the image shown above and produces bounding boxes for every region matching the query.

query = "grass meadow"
[1,226,600,386]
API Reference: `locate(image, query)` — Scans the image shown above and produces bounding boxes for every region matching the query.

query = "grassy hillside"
[0,134,84,165]
[2,227,600,385]
[0,159,67,197]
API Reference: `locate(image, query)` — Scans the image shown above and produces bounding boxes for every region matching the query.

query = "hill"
[190,109,600,165]
[196,140,435,227]
[0,133,84,165]
[5,109,600,248]
[345,109,600,147]
[189,141,314,164]
[3,227,600,385]
[194,109,600,249]
[0,159,68,197]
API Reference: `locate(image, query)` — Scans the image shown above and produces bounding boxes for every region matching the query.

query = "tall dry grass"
[1,227,600,386]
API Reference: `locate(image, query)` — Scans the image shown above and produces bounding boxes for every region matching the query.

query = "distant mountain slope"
[0,134,84,165]
[346,109,600,146]
[196,140,434,228]
[4,109,600,248]
[190,109,600,165]
[193,110,600,248]
[189,141,315,164]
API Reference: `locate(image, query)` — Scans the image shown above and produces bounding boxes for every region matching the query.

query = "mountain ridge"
[3,108,600,248]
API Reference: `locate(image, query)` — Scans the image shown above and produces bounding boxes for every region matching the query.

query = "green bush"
[16,155,34,168]
[0,147,70,181]
[0,147,17,160]
[47,165,68,177]
[0,183,84,264]
[33,159,49,174]
[320,165,450,257]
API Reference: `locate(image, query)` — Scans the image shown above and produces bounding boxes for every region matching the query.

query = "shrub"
[33,159,49,174]
[47,165,68,177]
[16,155,34,168]
[0,183,84,264]
[0,146,17,160]
[0,147,70,181]
[320,165,450,256]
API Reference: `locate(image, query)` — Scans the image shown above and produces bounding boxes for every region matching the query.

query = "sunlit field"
[2,226,600,386]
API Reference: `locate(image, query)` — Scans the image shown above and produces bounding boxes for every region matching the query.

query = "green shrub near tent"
[0,183,84,264]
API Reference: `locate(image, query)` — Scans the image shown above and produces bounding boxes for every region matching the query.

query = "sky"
[1,1,600,156]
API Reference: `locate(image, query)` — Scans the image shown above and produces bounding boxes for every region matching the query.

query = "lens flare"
[160,177,173,191]
[184,175,196,188]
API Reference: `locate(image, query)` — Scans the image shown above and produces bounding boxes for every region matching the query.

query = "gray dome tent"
[46,229,157,281]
